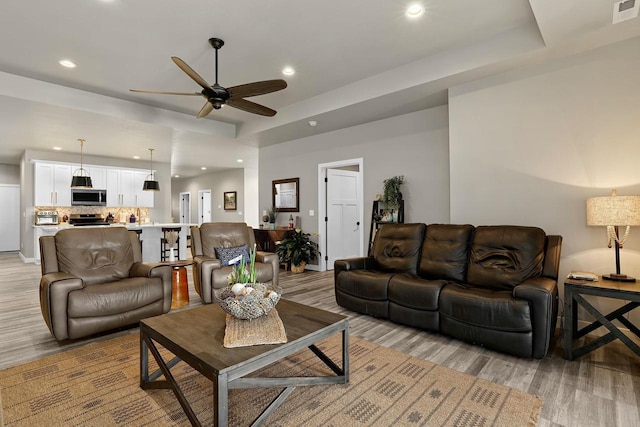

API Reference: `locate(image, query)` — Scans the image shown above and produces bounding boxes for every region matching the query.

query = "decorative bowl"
[214,283,282,320]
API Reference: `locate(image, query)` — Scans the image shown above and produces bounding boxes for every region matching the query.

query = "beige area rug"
[0,333,542,426]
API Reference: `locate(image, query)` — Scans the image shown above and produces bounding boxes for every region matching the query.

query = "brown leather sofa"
[39,227,172,341]
[190,222,279,303]
[335,223,562,358]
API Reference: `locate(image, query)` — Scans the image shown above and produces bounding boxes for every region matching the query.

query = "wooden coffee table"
[139,299,349,426]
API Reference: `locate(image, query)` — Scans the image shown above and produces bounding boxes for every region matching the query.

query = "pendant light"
[143,148,160,191]
[70,138,93,188]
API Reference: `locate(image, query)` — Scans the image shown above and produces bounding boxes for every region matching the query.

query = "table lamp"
[586,189,640,282]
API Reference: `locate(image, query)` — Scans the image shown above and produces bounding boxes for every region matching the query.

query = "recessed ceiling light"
[174,175,180,178]
[201,167,207,170]
[237,159,243,163]
[308,120,318,127]
[133,155,140,159]
[53,146,62,151]
[406,4,425,18]
[282,67,295,76]
[58,59,77,68]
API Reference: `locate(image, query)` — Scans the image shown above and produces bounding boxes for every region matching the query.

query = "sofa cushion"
[55,227,134,286]
[335,270,392,301]
[419,224,474,282]
[388,273,446,311]
[67,276,164,317]
[440,283,532,332]
[467,226,546,290]
[371,223,426,274]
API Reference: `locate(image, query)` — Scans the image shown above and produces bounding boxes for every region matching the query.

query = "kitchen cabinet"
[107,168,153,207]
[134,170,154,207]
[34,162,72,206]
[87,166,107,189]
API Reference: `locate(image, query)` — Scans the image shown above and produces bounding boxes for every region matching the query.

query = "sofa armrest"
[39,272,84,341]
[193,255,221,303]
[256,251,280,287]
[513,276,559,358]
[334,256,377,283]
[130,263,173,312]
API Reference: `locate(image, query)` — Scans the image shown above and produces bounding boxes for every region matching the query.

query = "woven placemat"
[223,308,288,348]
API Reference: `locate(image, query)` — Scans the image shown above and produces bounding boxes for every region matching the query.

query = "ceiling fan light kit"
[130,37,287,118]
[70,138,93,188]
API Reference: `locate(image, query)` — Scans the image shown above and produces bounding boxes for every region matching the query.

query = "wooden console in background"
[253,228,294,252]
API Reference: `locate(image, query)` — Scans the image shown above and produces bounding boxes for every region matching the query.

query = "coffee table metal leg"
[215,373,229,427]
[343,328,350,382]
[140,333,201,426]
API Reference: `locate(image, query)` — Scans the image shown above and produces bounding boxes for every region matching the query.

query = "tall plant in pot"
[276,229,319,273]
[382,175,404,221]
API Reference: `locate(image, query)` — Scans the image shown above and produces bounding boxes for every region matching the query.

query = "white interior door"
[180,192,191,224]
[198,189,211,225]
[326,169,361,269]
[0,185,20,252]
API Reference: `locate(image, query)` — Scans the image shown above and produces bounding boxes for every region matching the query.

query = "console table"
[564,277,640,360]
[253,228,293,252]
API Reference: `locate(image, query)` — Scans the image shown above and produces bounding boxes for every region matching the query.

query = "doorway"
[318,158,364,271]
[198,189,212,225]
[0,184,19,252]
[179,192,191,224]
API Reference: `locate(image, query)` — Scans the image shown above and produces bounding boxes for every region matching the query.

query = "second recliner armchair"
[190,222,280,303]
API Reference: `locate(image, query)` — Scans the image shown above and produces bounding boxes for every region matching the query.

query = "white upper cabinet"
[34,163,72,206]
[134,170,154,207]
[35,161,153,208]
[87,166,107,190]
[105,168,153,207]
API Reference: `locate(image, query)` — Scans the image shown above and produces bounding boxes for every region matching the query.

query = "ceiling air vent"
[613,0,639,24]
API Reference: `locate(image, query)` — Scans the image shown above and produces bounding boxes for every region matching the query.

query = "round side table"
[161,260,194,309]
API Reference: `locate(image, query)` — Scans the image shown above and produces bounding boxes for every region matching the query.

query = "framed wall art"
[224,191,237,210]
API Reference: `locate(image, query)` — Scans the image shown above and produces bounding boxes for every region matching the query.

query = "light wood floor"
[1,252,639,427]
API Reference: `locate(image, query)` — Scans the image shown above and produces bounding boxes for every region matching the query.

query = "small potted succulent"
[276,229,319,273]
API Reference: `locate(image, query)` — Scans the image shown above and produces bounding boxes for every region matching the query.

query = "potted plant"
[382,175,404,209]
[276,229,319,273]
[267,206,279,229]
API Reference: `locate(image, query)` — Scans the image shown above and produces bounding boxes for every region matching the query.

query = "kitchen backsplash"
[35,206,151,223]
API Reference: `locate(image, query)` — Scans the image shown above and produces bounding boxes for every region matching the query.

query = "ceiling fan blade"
[197,101,214,119]
[130,89,201,96]
[226,98,277,117]
[171,57,211,90]
[227,80,287,99]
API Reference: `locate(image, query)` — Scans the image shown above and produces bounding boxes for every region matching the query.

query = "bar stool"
[131,229,143,257]
[160,227,181,261]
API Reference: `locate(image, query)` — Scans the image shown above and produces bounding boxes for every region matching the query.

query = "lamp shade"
[586,194,640,226]
[143,178,160,191]
[70,175,93,188]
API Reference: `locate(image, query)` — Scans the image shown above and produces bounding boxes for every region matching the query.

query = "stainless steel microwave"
[71,189,107,206]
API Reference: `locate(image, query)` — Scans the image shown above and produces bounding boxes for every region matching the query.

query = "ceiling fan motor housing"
[205,84,230,109]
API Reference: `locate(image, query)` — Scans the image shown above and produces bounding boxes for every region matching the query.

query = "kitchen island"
[33,223,193,264]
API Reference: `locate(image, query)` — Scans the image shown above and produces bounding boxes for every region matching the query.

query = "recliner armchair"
[39,227,172,341]
[190,222,279,303]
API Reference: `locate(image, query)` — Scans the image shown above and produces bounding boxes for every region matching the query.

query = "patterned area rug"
[0,333,542,426]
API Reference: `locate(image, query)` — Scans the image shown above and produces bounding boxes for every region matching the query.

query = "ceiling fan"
[130,37,287,118]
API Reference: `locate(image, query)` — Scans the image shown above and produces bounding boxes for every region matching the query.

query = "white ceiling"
[0,0,639,177]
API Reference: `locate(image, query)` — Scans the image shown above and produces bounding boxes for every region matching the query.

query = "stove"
[68,213,110,226]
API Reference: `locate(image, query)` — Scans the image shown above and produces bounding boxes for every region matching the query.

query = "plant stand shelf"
[368,199,404,255]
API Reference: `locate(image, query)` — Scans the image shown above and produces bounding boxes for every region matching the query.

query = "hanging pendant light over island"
[143,148,160,192]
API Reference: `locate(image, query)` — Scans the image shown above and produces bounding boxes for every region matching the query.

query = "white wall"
[259,106,450,252]
[0,164,19,184]
[449,36,640,325]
